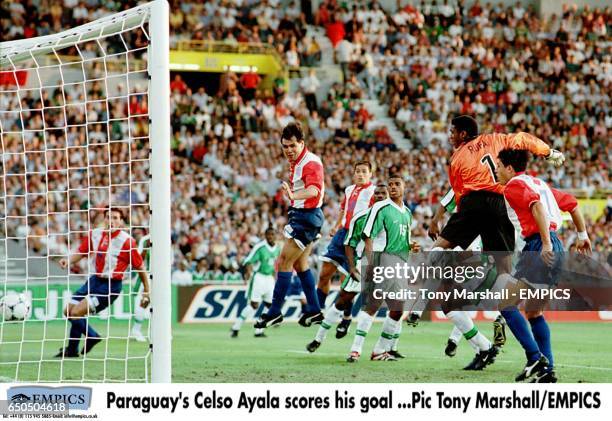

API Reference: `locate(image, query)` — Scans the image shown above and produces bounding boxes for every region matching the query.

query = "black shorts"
[440,191,515,252]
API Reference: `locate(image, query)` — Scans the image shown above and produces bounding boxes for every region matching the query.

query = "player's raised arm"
[501,132,564,166]
[551,188,591,255]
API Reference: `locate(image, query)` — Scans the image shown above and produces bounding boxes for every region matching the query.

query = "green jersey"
[192,272,206,283]
[205,270,225,282]
[362,198,413,256]
[224,272,243,283]
[344,208,386,258]
[242,240,280,276]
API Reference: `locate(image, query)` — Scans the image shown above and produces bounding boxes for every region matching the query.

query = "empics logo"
[7,386,92,410]
[10,393,31,402]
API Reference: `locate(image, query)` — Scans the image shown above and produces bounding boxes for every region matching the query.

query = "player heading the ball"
[255,122,325,329]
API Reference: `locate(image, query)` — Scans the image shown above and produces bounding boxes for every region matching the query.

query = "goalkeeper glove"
[545,149,565,166]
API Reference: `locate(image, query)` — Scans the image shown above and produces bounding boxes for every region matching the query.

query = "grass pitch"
[2,320,611,382]
[174,321,612,383]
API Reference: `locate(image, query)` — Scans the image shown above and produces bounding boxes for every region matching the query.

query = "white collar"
[388,198,407,213]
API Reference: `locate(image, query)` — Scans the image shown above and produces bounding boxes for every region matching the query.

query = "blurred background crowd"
[1,0,609,284]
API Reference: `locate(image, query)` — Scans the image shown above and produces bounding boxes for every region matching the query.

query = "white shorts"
[340,258,362,294]
[248,272,275,303]
[341,276,361,294]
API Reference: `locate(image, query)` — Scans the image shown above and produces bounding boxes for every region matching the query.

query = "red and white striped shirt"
[78,228,144,281]
[289,147,324,209]
[503,173,578,239]
[340,183,376,228]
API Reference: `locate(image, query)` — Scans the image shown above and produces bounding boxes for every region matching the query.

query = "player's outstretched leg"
[57,317,85,358]
[336,301,354,338]
[316,261,337,310]
[333,286,358,338]
[388,318,404,359]
[501,306,549,381]
[296,269,324,326]
[445,311,498,370]
[445,325,463,357]
[371,312,401,361]
[81,318,102,355]
[257,239,309,328]
[307,305,343,352]
[527,313,557,383]
[131,300,147,342]
[347,310,374,362]
[232,303,257,337]
[56,299,101,358]
[255,272,291,328]
[254,302,271,337]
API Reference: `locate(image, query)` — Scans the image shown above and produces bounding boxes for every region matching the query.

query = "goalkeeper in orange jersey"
[432,115,565,263]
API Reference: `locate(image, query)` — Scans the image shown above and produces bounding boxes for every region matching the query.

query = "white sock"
[470,332,491,352]
[315,305,343,343]
[232,305,256,331]
[351,311,373,354]
[254,328,264,335]
[449,326,462,344]
[446,311,490,352]
[391,319,402,352]
[373,316,400,354]
[412,310,423,317]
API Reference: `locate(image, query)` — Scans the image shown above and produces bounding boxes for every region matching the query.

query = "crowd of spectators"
[315,1,610,190]
[2,0,323,69]
[1,0,610,284]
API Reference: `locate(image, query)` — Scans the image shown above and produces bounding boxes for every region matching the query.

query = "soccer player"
[130,232,150,342]
[347,175,419,362]
[307,183,388,353]
[255,122,325,328]
[231,228,280,338]
[496,148,591,383]
[428,187,507,358]
[433,115,564,263]
[55,207,150,357]
[317,160,376,329]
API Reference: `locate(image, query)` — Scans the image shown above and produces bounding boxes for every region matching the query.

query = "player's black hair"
[387,173,405,182]
[280,122,304,143]
[498,148,529,172]
[105,206,126,222]
[451,115,479,140]
[265,227,275,234]
[354,160,373,171]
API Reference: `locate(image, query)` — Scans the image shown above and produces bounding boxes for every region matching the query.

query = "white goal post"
[0,0,171,382]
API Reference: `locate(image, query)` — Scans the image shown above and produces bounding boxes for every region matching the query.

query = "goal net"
[0,0,171,382]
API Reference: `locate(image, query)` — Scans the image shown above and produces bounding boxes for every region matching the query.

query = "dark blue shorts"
[283,207,324,250]
[515,232,564,288]
[71,275,123,314]
[320,227,350,275]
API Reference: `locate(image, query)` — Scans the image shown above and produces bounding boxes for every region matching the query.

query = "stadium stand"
[1,0,609,283]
